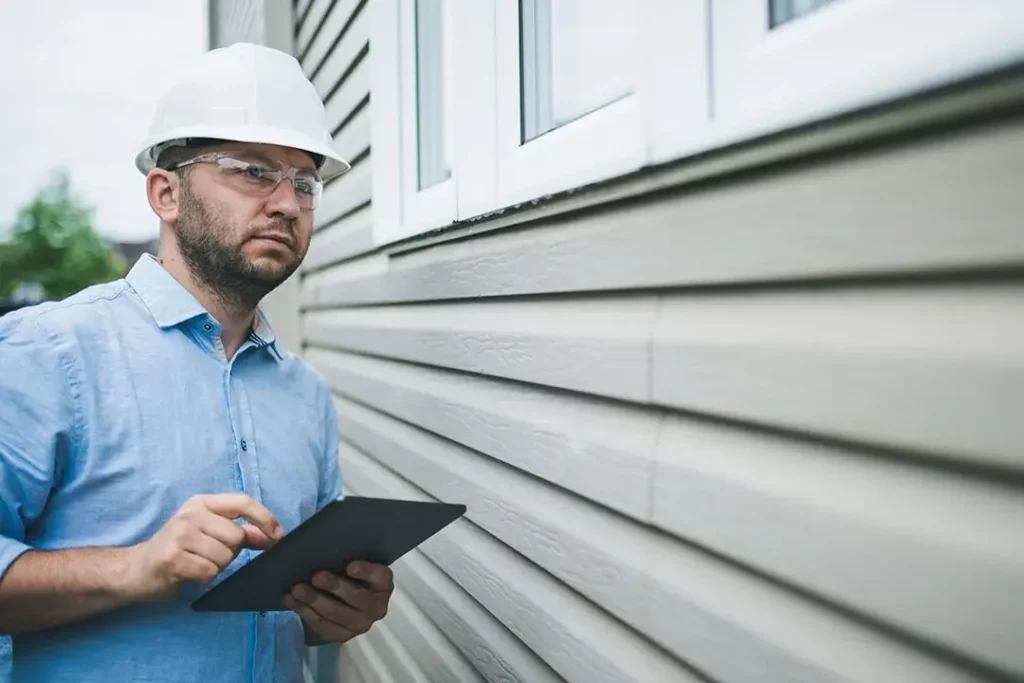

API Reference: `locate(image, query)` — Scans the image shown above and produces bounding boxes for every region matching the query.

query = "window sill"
[380,64,1024,257]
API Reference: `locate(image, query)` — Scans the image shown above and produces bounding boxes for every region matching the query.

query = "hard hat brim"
[135,123,352,182]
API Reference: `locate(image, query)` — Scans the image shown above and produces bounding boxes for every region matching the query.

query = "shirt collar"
[126,254,207,329]
[126,254,283,361]
[249,307,284,361]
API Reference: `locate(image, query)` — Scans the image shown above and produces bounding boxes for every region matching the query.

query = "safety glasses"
[174,152,323,210]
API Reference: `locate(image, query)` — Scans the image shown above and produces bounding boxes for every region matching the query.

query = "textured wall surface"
[210,0,265,48]
[223,1,1024,680]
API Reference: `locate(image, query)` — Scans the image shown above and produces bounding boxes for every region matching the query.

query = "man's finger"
[195,514,248,552]
[194,514,275,553]
[195,493,283,541]
[284,593,356,643]
[241,524,277,549]
[346,562,394,593]
[182,552,223,585]
[290,585,366,626]
[181,530,236,570]
[310,572,389,619]
[292,583,373,631]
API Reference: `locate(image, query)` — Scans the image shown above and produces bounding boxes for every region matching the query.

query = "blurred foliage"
[0,169,127,300]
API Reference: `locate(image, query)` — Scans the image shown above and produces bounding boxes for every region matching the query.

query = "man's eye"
[243,165,272,179]
[294,180,316,195]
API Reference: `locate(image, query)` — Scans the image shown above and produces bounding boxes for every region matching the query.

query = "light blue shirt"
[0,254,342,682]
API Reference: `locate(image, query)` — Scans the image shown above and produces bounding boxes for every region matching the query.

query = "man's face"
[172,142,317,307]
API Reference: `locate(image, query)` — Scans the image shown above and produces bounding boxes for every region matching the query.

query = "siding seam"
[297,0,338,64]
[646,294,665,521]
[312,0,369,85]
[334,92,371,137]
[646,410,666,524]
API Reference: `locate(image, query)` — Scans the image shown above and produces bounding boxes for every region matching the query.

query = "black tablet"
[190,495,466,612]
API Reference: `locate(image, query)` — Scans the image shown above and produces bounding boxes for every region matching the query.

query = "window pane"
[415,0,453,190]
[520,0,632,142]
[770,0,839,28]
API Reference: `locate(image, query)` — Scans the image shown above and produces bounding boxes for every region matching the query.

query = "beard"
[174,177,306,314]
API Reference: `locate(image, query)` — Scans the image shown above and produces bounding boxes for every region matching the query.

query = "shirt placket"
[229,344,278,683]
[203,320,274,682]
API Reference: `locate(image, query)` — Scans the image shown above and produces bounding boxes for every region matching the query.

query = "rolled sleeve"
[0,316,75,581]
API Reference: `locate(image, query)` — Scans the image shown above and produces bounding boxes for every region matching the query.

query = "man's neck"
[156,252,255,360]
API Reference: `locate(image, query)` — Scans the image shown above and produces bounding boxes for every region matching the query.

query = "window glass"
[519,0,632,142]
[415,0,454,189]
[769,0,839,27]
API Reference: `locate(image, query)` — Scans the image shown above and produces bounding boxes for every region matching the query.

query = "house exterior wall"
[213,2,1024,682]
[207,0,305,353]
[208,0,265,48]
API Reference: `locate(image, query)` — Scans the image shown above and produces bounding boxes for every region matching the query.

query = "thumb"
[242,524,280,549]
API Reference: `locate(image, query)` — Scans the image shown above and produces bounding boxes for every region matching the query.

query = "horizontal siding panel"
[304,205,375,272]
[301,0,361,73]
[382,588,486,683]
[316,159,372,229]
[305,284,1024,471]
[306,348,656,521]
[332,103,370,165]
[334,397,985,683]
[385,537,566,683]
[346,635,390,683]
[338,646,364,683]
[304,344,1024,678]
[324,56,369,134]
[303,297,656,402]
[362,620,432,683]
[301,253,388,306]
[295,0,331,58]
[213,0,264,45]
[311,4,369,99]
[653,284,1024,470]
[653,415,1024,679]
[341,444,700,683]
[305,120,1024,307]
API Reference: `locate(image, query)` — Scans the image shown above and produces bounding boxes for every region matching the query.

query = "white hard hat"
[134,42,350,180]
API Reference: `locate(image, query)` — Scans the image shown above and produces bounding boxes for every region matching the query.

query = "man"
[0,43,391,682]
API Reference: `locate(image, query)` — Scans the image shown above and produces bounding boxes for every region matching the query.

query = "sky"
[0,1,208,243]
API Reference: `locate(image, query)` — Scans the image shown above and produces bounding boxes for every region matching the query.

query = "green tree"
[0,169,127,300]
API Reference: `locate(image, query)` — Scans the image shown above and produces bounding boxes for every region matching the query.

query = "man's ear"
[146,169,181,223]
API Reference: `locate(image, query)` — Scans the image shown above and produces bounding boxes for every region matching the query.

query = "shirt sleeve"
[316,380,343,510]
[0,316,76,581]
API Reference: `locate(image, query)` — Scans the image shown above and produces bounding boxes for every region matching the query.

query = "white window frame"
[447,0,710,219]
[489,0,648,209]
[710,0,1024,147]
[370,0,457,246]
[639,0,714,165]
[371,0,1024,247]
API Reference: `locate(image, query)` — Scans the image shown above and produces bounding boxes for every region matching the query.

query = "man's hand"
[283,561,394,644]
[126,493,284,602]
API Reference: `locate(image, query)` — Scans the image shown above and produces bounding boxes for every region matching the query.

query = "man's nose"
[265,178,302,218]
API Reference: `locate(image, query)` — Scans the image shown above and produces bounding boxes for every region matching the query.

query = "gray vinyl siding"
[283,5,1024,682]
[208,0,264,48]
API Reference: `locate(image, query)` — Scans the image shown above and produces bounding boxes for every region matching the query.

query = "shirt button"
[203,323,213,331]
[241,439,248,451]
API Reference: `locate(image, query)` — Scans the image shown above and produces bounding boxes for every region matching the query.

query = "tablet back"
[190,496,466,612]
